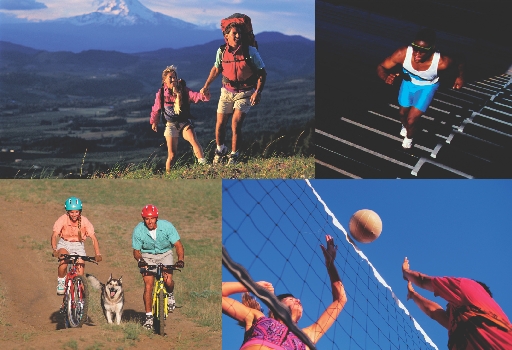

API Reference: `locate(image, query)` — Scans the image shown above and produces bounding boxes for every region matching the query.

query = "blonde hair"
[162,65,182,115]
[237,292,262,328]
[242,292,262,311]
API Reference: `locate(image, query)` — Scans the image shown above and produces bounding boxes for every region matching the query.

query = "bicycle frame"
[59,254,96,328]
[140,263,180,335]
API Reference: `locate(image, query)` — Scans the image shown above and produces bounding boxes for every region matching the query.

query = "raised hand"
[402,257,410,281]
[320,234,337,267]
[256,281,274,294]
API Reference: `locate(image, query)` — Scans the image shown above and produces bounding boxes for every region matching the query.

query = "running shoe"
[213,145,228,164]
[402,137,413,149]
[167,292,176,313]
[143,315,154,329]
[227,152,239,165]
[400,125,407,137]
[57,279,65,295]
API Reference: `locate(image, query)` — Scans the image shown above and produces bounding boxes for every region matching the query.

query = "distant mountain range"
[0,31,315,102]
[0,0,225,52]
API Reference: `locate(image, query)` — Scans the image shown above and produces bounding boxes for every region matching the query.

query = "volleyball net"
[222,179,437,350]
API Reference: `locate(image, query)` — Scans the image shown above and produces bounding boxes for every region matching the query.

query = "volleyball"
[349,209,382,243]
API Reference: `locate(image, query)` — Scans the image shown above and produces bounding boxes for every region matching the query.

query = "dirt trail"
[0,198,220,349]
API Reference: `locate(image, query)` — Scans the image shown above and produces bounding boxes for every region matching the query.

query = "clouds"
[0,0,314,39]
[0,0,47,10]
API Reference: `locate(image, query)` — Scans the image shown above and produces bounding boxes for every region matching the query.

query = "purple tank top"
[241,317,307,350]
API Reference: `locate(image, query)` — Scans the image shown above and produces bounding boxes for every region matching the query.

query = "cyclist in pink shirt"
[402,257,512,349]
[51,197,102,295]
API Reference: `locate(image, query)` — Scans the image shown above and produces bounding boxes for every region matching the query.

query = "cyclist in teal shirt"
[132,204,185,330]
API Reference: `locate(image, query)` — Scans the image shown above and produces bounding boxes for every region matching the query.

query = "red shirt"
[432,277,512,349]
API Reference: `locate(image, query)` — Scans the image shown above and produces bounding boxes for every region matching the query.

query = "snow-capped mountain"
[0,0,220,52]
[62,0,194,27]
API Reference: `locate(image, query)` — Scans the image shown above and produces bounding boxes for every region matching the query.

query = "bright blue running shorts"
[398,80,440,112]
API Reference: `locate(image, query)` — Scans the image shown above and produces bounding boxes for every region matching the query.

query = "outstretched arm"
[303,235,347,344]
[222,281,272,330]
[377,47,406,85]
[407,282,449,329]
[402,257,434,292]
[200,66,221,95]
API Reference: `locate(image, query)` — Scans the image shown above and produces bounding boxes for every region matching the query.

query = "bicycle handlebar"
[58,254,98,265]
[139,263,181,274]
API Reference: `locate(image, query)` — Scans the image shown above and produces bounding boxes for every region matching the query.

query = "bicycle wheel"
[158,289,166,335]
[65,275,89,328]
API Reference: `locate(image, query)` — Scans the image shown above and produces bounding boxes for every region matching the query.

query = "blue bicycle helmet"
[65,197,82,211]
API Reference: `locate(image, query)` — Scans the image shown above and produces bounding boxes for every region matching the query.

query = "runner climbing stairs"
[315,72,512,178]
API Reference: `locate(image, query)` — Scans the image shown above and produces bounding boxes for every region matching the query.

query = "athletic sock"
[198,158,206,164]
[146,312,152,316]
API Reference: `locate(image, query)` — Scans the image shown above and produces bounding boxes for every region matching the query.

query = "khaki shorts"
[164,121,193,138]
[56,238,87,256]
[217,87,254,114]
[141,249,174,266]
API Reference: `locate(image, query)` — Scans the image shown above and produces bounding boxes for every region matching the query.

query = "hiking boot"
[400,125,407,137]
[227,152,239,165]
[213,145,228,165]
[167,292,176,313]
[402,137,413,149]
[143,315,153,330]
[57,278,65,295]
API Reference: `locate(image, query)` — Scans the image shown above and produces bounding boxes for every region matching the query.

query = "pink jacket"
[149,86,209,125]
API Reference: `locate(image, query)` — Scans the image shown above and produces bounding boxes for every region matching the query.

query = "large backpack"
[218,13,259,86]
[220,13,257,49]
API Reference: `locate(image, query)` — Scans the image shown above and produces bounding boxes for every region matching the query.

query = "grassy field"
[0,75,314,178]
[0,180,221,349]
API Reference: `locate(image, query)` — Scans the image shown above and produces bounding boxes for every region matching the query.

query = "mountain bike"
[58,254,97,328]
[140,263,181,335]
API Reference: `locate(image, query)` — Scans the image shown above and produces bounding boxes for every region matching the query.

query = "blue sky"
[0,0,314,40]
[222,180,512,349]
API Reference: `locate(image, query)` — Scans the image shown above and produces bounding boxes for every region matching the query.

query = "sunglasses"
[411,42,432,53]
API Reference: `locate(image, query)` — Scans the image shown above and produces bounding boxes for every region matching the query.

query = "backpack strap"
[219,44,261,89]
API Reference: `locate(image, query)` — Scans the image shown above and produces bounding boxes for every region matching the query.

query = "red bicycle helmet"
[141,204,159,218]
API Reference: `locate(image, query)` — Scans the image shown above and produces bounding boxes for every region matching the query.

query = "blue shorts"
[398,80,439,112]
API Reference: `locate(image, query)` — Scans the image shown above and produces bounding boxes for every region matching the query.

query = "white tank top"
[402,45,440,85]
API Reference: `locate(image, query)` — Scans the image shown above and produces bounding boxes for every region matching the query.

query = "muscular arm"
[402,257,434,292]
[174,240,184,262]
[377,47,406,84]
[407,282,449,329]
[439,54,465,89]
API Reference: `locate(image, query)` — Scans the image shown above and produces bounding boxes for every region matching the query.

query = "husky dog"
[87,273,124,325]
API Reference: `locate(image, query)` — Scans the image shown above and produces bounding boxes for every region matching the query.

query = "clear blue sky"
[222,180,512,349]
